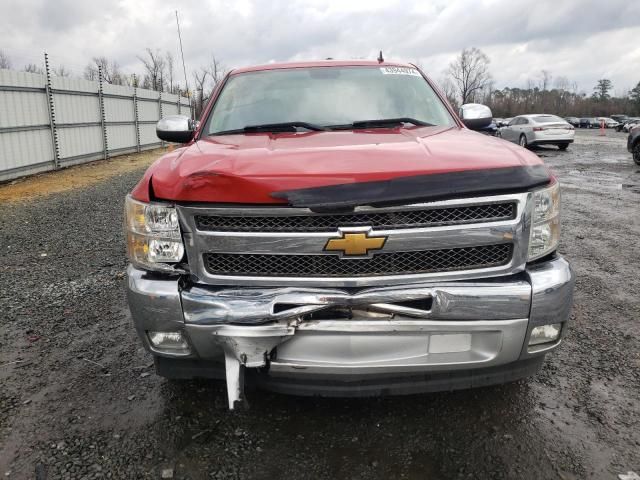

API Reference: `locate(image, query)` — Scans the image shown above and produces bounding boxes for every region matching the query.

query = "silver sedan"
[498,114,575,150]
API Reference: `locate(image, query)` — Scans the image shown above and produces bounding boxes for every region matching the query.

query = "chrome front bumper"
[127,256,574,409]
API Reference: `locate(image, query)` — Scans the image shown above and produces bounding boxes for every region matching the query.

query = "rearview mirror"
[156,115,196,143]
[459,104,493,130]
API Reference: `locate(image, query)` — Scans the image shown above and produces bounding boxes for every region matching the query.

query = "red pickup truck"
[125,60,574,409]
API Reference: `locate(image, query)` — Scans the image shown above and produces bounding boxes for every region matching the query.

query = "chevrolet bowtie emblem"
[324,229,387,257]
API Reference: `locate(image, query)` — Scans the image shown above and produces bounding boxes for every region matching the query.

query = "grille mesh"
[203,244,512,278]
[195,202,515,233]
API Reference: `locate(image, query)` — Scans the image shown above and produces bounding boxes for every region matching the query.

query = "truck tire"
[519,134,528,148]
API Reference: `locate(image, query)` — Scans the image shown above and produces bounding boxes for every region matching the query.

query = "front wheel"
[557,143,569,151]
[519,134,528,148]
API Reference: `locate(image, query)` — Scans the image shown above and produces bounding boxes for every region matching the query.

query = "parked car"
[124,60,574,409]
[579,118,592,128]
[615,118,630,132]
[596,117,619,128]
[622,118,640,133]
[500,117,513,127]
[611,114,628,124]
[498,114,574,149]
[564,117,580,127]
[588,117,602,128]
[628,125,640,165]
[480,119,499,136]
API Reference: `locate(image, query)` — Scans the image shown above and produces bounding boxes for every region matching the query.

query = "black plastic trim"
[272,165,550,211]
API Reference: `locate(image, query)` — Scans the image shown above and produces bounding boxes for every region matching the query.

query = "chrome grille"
[194,202,516,232]
[203,244,512,278]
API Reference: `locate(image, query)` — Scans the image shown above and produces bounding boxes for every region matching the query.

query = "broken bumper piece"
[126,256,574,410]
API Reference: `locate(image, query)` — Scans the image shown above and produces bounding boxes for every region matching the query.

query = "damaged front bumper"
[127,256,574,409]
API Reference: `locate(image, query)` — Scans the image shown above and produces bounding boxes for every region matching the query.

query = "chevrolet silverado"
[125,60,575,409]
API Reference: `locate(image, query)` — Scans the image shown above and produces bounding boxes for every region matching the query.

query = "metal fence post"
[97,66,108,160]
[133,75,140,153]
[158,90,164,148]
[44,53,60,169]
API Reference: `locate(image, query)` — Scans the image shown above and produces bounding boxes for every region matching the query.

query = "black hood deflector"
[271,165,550,211]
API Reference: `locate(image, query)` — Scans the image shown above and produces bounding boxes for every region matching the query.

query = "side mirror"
[459,103,493,130]
[156,115,196,143]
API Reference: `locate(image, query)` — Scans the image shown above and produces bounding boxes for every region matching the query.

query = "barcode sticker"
[380,66,421,76]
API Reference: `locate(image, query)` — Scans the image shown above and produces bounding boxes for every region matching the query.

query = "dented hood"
[133,126,547,204]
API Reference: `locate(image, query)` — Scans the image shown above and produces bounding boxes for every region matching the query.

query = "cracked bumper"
[127,256,574,401]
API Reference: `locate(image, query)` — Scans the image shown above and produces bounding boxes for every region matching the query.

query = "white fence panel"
[139,123,161,147]
[0,129,54,181]
[0,90,50,128]
[104,97,134,123]
[54,93,100,125]
[107,124,137,152]
[163,103,179,117]
[57,126,103,163]
[137,100,159,122]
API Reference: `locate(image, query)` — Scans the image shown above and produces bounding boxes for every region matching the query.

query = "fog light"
[148,331,190,353]
[528,323,562,346]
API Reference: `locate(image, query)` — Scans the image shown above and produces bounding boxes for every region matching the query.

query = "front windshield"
[205,66,455,134]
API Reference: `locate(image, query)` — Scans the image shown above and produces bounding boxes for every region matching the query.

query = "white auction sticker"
[380,66,421,76]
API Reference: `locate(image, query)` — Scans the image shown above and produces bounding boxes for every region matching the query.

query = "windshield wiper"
[331,118,433,130]
[213,122,329,135]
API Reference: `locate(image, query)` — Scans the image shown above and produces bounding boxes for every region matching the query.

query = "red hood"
[132,126,545,203]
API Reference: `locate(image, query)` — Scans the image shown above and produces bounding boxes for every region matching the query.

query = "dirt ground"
[1,130,638,479]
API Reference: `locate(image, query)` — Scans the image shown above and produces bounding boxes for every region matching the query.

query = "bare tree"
[539,70,552,91]
[165,52,175,93]
[447,47,492,105]
[192,69,209,117]
[84,56,123,85]
[207,55,227,90]
[0,50,11,69]
[52,65,71,77]
[554,76,570,91]
[83,64,98,81]
[437,76,458,108]
[23,63,44,74]
[138,48,166,91]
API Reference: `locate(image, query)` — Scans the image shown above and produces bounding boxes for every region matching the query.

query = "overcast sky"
[1,0,640,94]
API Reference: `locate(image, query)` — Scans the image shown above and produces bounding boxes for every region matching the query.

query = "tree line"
[440,47,640,118]
[3,47,640,118]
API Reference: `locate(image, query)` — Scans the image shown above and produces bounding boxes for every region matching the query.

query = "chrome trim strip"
[177,192,532,287]
[181,279,531,325]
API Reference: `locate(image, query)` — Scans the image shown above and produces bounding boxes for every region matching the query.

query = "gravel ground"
[1,129,639,479]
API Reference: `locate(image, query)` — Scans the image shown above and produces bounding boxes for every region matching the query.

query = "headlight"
[125,195,185,272]
[528,181,560,261]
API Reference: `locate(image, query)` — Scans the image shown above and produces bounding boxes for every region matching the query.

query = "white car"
[623,119,640,133]
[498,114,575,150]
[596,117,619,128]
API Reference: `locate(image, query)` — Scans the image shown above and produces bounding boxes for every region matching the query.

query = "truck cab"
[125,61,574,409]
